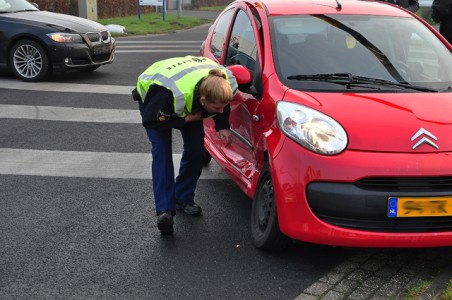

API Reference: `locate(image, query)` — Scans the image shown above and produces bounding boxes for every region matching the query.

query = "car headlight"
[276,101,348,155]
[46,33,83,43]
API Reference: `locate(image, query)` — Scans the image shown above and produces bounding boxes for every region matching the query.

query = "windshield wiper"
[287,73,438,92]
[288,73,353,82]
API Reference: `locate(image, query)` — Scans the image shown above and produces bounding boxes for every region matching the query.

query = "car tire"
[250,164,290,251]
[10,39,51,82]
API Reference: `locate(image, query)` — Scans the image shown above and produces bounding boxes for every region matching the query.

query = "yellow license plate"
[388,196,452,217]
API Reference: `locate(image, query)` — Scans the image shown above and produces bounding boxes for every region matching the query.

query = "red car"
[200,0,452,250]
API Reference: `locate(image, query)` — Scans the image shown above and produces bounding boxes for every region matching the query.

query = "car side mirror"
[227,64,252,91]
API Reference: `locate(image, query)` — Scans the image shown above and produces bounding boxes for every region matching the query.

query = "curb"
[294,248,452,300]
[418,262,452,300]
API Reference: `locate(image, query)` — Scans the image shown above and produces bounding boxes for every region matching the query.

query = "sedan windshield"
[0,0,38,13]
[270,15,452,92]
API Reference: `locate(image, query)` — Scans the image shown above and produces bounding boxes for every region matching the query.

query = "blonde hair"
[199,69,233,105]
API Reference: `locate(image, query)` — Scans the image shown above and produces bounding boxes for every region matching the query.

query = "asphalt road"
[0,23,450,300]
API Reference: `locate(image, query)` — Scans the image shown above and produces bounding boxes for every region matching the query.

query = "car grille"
[92,54,111,63]
[355,177,452,191]
[71,57,91,65]
[307,180,452,233]
[86,30,111,43]
[81,30,114,64]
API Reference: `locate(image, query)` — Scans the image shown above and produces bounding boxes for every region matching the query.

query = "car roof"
[253,0,411,17]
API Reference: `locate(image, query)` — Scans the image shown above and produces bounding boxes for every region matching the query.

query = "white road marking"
[114,40,201,53]
[0,48,229,180]
[116,50,199,53]
[0,148,228,179]
[117,45,199,48]
[0,104,140,123]
[0,78,134,94]
[115,41,203,44]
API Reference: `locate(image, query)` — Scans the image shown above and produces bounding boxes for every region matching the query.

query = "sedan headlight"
[276,101,347,155]
[46,33,83,43]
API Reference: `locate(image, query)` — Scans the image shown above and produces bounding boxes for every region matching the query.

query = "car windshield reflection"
[0,0,38,13]
[271,15,452,91]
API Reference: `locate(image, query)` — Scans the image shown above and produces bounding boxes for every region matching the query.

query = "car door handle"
[253,115,260,122]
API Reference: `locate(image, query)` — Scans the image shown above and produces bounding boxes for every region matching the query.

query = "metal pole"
[177,0,182,18]
[138,0,141,19]
[162,0,165,21]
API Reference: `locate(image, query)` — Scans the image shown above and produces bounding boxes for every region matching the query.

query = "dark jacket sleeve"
[432,0,451,22]
[139,84,186,130]
[397,0,419,12]
[212,104,231,132]
[406,0,419,12]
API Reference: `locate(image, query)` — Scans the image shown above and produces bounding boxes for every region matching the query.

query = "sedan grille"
[91,54,111,63]
[85,30,111,43]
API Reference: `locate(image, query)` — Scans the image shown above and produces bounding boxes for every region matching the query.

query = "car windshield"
[0,0,38,13]
[270,14,452,92]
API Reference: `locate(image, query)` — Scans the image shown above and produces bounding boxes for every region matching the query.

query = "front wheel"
[10,39,51,82]
[250,164,289,251]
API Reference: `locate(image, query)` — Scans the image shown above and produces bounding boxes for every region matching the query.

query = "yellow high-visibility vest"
[137,56,237,117]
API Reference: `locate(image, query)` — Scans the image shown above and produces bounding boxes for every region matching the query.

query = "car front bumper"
[45,40,115,71]
[271,137,452,247]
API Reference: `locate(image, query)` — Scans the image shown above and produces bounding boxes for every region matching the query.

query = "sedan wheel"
[10,39,51,82]
[250,165,289,251]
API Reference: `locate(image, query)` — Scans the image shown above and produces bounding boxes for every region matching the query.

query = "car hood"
[284,89,452,153]
[3,11,107,33]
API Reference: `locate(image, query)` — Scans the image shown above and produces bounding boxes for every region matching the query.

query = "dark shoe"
[176,202,202,215]
[157,211,174,235]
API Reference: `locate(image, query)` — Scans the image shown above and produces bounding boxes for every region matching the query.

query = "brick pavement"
[295,248,451,300]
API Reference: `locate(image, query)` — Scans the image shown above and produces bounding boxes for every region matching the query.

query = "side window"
[226,9,257,74]
[210,9,234,60]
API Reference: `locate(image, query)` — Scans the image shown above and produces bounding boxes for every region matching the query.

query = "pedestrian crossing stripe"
[0,104,140,123]
[0,78,134,94]
[0,79,228,180]
[0,148,228,180]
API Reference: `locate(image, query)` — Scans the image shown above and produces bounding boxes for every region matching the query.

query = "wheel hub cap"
[14,45,43,79]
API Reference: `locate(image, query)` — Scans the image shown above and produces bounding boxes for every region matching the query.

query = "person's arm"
[213,104,232,146]
[405,0,419,12]
[212,104,231,131]
[432,0,451,22]
[139,85,187,130]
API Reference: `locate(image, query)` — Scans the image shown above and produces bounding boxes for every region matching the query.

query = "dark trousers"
[145,120,205,214]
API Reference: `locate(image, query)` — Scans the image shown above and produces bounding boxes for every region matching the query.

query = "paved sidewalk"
[295,248,451,300]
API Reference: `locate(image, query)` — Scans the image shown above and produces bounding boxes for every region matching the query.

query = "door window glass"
[226,9,257,74]
[210,8,234,60]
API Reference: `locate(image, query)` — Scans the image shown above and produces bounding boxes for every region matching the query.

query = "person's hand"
[185,111,201,123]
[218,129,233,146]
